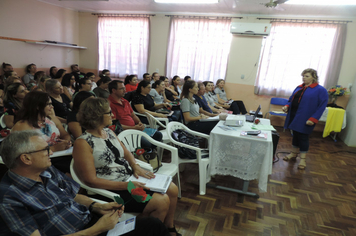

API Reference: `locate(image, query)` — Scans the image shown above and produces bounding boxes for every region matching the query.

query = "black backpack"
[171,129,199,159]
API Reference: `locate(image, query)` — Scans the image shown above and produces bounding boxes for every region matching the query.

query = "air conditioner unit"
[230,22,272,36]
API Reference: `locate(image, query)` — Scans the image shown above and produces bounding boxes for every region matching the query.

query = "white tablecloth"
[209,119,273,193]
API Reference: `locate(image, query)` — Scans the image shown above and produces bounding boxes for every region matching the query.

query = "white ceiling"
[38,0,356,18]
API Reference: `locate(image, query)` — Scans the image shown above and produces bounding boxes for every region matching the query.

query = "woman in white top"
[180,80,217,134]
[73,97,181,236]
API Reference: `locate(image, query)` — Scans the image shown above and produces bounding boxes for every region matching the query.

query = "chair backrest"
[270,97,288,106]
[118,129,179,166]
[145,112,166,129]
[70,159,118,200]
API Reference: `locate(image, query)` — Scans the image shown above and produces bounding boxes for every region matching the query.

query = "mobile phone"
[246,130,261,135]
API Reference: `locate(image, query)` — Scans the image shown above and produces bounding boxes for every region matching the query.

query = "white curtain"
[255,22,347,97]
[166,17,232,83]
[98,16,149,79]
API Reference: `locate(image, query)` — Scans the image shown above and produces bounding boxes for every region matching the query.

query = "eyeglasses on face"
[104,110,113,116]
[19,145,51,158]
[46,102,53,106]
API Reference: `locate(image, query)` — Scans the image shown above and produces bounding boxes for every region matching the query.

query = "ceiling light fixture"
[286,0,356,6]
[154,0,219,3]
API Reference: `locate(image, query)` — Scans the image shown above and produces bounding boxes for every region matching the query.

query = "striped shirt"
[0,166,90,236]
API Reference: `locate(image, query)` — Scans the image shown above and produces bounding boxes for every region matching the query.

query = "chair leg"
[176,171,182,199]
[198,163,209,195]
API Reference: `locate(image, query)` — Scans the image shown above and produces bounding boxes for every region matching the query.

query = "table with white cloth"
[208,118,273,198]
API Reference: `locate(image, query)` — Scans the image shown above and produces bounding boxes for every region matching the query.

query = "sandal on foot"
[283,152,298,161]
[298,158,306,170]
[168,227,182,236]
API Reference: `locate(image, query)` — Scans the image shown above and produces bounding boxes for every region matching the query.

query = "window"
[166,17,232,83]
[255,22,347,97]
[98,16,149,78]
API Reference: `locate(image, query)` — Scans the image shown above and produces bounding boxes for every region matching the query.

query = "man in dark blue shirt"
[0,131,169,236]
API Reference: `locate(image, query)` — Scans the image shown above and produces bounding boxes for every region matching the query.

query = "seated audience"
[1,62,13,74]
[184,75,191,82]
[93,76,112,99]
[181,80,218,134]
[72,77,95,100]
[12,91,72,173]
[2,83,28,128]
[194,82,219,117]
[49,66,58,79]
[203,81,240,114]
[161,76,178,102]
[46,79,72,123]
[71,64,86,82]
[124,74,139,92]
[151,72,160,85]
[169,76,182,99]
[108,80,163,147]
[0,131,170,236]
[3,71,18,80]
[37,75,51,92]
[151,80,181,121]
[1,62,13,85]
[54,69,66,83]
[22,63,37,85]
[143,73,151,82]
[101,69,111,77]
[131,80,171,124]
[73,97,181,236]
[61,73,76,100]
[67,91,95,139]
[150,80,166,104]
[34,71,45,85]
[86,72,98,90]
[215,79,247,114]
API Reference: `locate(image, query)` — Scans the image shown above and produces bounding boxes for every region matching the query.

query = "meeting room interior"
[1,0,356,235]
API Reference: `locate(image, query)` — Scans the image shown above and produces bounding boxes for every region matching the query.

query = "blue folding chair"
[268,97,288,118]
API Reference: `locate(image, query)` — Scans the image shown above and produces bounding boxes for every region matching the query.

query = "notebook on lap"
[246,105,261,122]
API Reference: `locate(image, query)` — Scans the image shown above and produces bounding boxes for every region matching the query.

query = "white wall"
[0,0,80,73]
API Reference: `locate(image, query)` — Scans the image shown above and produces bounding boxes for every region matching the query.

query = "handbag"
[171,129,200,159]
[134,147,162,173]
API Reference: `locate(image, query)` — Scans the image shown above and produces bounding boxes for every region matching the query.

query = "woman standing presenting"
[282,68,328,170]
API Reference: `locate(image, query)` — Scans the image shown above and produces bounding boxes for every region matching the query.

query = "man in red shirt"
[108,80,162,148]
[108,80,145,131]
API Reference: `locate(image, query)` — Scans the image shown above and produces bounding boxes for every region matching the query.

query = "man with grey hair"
[0,131,171,236]
[0,130,123,236]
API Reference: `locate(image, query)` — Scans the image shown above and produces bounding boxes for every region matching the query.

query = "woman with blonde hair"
[282,68,328,170]
[73,97,181,236]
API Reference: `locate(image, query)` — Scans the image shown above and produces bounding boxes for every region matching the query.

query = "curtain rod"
[92,13,155,17]
[257,18,351,24]
[165,15,241,19]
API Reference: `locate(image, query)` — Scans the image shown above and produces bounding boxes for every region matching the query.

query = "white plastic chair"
[166,122,210,195]
[118,129,181,198]
[145,112,170,143]
[70,159,153,201]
